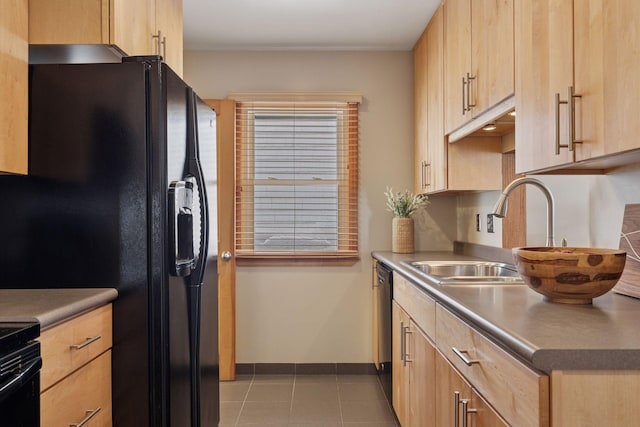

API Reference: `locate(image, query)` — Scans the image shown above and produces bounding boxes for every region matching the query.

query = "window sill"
[236,254,360,267]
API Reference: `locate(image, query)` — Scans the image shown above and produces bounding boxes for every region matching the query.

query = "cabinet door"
[425,5,447,193]
[409,322,436,427]
[514,0,574,173]
[41,351,112,427]
[0,0,28,175]
[436,352,507,427]
[444,0,471,134]
[573,0,640,160]
[155,0,184,76]
[436,351,472,427]
[447,137,502,192]
[111,0,155,56]
[414,30,429,194]
[29,0,156,58]
[392,301,410,427]
[29,0,109,44]
[470,0,514,116]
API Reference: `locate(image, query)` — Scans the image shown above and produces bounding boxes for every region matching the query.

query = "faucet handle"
[561,238,568,247]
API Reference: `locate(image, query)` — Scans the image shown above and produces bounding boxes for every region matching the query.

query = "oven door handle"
[0,357,42,402]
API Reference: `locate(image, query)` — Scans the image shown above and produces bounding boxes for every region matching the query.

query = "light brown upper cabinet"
[425,5,447,193]
[414,4,502,195]
[155,0,183,76]
[0,0,28,175]
[414,29,429,194]
[444,0,514,140]
[29,0,183,76]
[515,0,640,174]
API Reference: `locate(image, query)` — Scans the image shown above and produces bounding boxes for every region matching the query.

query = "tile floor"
[219,374,399,426]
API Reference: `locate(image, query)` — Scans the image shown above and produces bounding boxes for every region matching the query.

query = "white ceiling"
[183,0,441,51]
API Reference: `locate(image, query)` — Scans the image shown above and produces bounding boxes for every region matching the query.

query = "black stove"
[0,322,40,353]
[0,322,41,426]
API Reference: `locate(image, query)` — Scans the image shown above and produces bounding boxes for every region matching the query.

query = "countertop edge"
[0,288,118,330]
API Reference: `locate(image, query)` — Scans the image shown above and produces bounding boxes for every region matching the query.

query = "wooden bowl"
[512,247,627,304]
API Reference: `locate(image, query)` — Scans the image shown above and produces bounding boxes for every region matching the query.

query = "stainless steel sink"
[402,260,524,285]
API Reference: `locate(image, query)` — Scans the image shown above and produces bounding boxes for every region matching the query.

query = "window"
[234,95,360,265]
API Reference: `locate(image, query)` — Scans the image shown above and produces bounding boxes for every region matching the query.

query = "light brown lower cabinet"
[392,302,410,426]
[39,304,113,426]
[436,351,508,427]
[392,301,436,427]
[436,304,549,427]
[391,272,548,427]
[41,351,112,426]
[389,268,640,427]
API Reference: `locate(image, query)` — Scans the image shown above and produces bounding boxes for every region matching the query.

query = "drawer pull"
[70,335,102,350]
[452,347,479,366]
[70,407,101,427]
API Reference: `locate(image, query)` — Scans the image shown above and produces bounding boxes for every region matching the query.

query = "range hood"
[29,44,125,64]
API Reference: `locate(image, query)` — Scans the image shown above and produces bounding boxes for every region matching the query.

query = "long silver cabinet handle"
[461,399,477,427]
[466,72,476,110]
[152,31,162,55]
[70,407,101,427]
[461,76,467,115]
[454,391,460,427]
[555,92,568,154]
[403,325,413,365]
[70,335,102,350]
[452,347,479,366]
[400,321,405,362]
[567,85,583,151]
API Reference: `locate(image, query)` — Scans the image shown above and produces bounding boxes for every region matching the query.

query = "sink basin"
[402,260,524,285]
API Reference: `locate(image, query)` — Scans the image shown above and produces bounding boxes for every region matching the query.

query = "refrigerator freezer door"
[164,66,219,427]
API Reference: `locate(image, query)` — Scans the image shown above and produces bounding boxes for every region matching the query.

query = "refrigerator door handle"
[183,86,209,427]
[168,180,195,277]
[185,87,209,287]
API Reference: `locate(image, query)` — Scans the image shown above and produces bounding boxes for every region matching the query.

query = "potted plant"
[384,187,429,253]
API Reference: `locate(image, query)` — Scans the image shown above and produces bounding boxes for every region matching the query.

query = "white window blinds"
[235,100,359,262]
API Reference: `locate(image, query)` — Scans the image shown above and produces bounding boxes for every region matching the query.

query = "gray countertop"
[373,250,640,373]
[0,288,118,330]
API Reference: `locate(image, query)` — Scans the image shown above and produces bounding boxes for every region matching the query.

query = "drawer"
[40,304,113,391]
[41,350,112,427]
[436,304,549,427]
[393,273,436,340]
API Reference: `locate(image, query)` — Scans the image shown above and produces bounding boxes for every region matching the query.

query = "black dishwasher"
[376,262,393,404]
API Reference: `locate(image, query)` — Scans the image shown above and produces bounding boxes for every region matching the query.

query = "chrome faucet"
[492,177,556,247]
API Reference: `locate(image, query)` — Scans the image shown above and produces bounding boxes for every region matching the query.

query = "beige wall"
[184,50,457,363]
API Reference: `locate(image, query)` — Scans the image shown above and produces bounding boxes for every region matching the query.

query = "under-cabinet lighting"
[482,123,497,131]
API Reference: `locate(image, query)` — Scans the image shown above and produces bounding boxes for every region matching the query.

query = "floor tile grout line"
[289,374,296,423]
[336,380,345,427]
[233,373,253,427]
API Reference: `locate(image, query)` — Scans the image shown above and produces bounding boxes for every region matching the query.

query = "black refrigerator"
[0,57,219,427]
